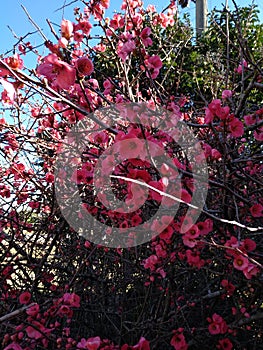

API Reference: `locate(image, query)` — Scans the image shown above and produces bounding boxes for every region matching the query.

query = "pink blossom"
[140,27,152,47]
[208,313,228,335]
[229,118,244,137]
[250,203,263,217]
[241,238,257,252]
[197,219,213,235]
[221,279,236,296]
[254,127,263,141]
[233,254,249,271]
[77,336,101,350]
[182,236,197,248]
[62,292,80,307]
[58,37,68,48]
[19,291,31,305]
[186,250,205,269]
[75,19,92,35]
[103,79,114,94]
[61,19,74,40]
[26,303,39,317]
[222,90,233,99]
[4,53,23,71]
[243,263,259,279]
[37,54,76,89]
[118,40,136,61]
[133,337,150,350]
[185,225,200,239]
[0,78,16,104]
[76,57,94,76]
[244,114,255,125]
[45,172,54,183]
[145,55,162,79]
[109,14,123,30]
[117,137,145,159]
[143,254,158,271]
[170,329,188,350]
[236,59,248,74]
[58,304,73,318]
[26,321,47,339]
[217,338,233,350]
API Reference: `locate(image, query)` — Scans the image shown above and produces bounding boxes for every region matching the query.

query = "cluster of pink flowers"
[207,313,228,335]
[170,328,188,350]
[225,237,259,279]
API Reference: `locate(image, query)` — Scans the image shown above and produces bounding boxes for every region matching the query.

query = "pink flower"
[140,27,152,47]
[233,254,249,271]
[170,329,188,350]
[76,57,94,76]
[221,279,236,296]
[186,250,205,269]
[26,303,39,317]
[0,78,16,104]
[62,292,80,307]
[241,238,256,252]
[103,79,114,94]
[61,19,73,40]
[26,321,47,339]
[118,40,136,61]
[75,19,92,35]
[133,337,150,350]
[45,172,54,183]
[236,59,248,74]
[250,203,263,217]
[208,313,228,335]
[19,291,31,305]
[217,338,233,350]
[244,114,256,125]
[185,225,200,239]
[145,55,162,79]
[58,304,73,318]
[182,235,197,248]
[254,127,263,141]
[229,118,244,137]
[37,54,76,89]
[117,137,145,159]
[77,336,101,350]
[243,263,259,279]
[143,254,158,271]
[4,53,24,71]
[222,90,233,99]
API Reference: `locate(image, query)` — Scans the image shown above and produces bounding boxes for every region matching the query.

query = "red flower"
[229,118,244,137]
[145,55,162,79]
[26,303,40,317]
[170,329,188,350]
[208,313,228,335]
[76,57,94,76]
[62,292,80,307]
[19,291,31,305]
[250,203,263,218]
[77,336,101,350]
[217,338,233,350]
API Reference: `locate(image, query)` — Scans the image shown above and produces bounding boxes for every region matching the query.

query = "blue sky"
[0,0,262,62]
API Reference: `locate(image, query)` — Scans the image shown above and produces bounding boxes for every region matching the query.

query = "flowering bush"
[0,1,262,349]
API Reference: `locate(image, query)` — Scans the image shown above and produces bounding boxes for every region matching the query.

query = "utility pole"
[196,0,208,37]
